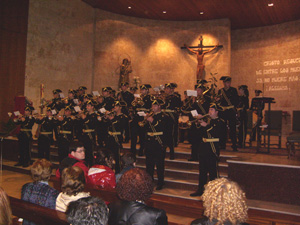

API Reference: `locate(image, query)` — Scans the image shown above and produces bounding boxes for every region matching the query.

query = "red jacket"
[88,165,116,189]
[56,154,89,179]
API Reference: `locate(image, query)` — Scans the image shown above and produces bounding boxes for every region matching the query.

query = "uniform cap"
[209,103,223,111]
[53,89,62,94]
[78,86,87,91]
[114,101,127,107]
[152,98,165,106]
[165,83,178,89]
[102,87,113,92]
[130,87,138,91]
[120,82,129,86]
[220,76,232,82]
[25,106,35,111]
[86,100,97,106]
[140,84,152,90]
[195,84,206,90]
[68,89,76,94]
[197,79,208,85]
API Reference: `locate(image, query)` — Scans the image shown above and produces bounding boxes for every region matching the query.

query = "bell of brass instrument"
[138,111,154,127]
[187,113,210,128]
[132,94,145,107]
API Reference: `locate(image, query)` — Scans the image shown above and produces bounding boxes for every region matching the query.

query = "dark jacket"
[191,217,249,225]
[108,200,168,225]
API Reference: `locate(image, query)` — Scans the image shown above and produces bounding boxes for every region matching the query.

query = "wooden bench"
[9,196,68,225]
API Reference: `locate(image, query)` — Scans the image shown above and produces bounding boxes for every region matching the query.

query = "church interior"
[1,0,300,224]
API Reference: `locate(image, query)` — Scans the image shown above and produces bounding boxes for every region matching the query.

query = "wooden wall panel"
[0,0,29,131]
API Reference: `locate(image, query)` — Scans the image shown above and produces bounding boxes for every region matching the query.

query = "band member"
[102,87,115,111]
[188,84,211,161]
[77,86,87,102]
[190,103,226,197]
[81,94,93,111]
[64,89,77,108]
[35,107,54,160]
[164,83,182,159]
[144,98,172,190]
[110,89,117,100]
[131,84,152,156]
[129,86,138,95]
[48,89,63,112]
[79,100,98,166]
[14,106,35,167]
[217,76,239,151]
[117,82,134,115]
[56,106,74,162]
[179,91,192,143]
[114,101,130,143]
[237,85,249,148]
[106,111,123,173]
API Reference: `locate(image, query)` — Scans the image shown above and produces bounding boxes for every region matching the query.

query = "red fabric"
[88,165,116,189]
[56,154,89,180]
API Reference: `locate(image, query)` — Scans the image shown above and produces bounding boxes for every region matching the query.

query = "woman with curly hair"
[21,159,59,225]
[0,187,12,225]
[191,178,249,225]
[56,166,90,212]
[108,168,168,225]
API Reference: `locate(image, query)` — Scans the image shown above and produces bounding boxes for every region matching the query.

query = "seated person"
[66,196,109,225]
[108,168,168,225]
[56,166,90,212]
[0,186,12,225]
[56,141,89,179]
[116,152,136,183]
[21,159,59,225]
[191,178,249,225]
[88,148,116,189]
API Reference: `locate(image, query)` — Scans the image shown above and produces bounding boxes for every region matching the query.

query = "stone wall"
[231,20,300,134]
[25,0,94,108]
[94,9,231,96]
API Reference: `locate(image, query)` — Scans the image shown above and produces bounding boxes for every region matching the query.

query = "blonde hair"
[61,166,85,196]
[31,159,52,182]
[0,187,12,225]
[202,178,248,225]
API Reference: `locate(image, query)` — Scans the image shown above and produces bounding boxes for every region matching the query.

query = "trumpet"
[138,111,154,127]
[187,114,210,128]
[132,96,145,107]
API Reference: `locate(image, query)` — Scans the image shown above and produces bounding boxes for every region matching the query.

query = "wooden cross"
[181,36,223,49]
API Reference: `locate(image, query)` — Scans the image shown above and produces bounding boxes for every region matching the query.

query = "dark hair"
[94,148,114,169]
[61,166,85,196]
[31,159,52,182]
[69,141,85,154]
[0,187,12,225]
[117,168,154,201]
[66,196,108,225]
[120,152,136,170]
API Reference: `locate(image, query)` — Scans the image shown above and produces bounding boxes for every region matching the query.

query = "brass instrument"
[132,94,145,107]
[138,111,154,127]
[187,113,210,128]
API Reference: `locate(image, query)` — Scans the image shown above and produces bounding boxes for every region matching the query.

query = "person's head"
[140,84,151,95]
[102,87,112,97]
[195,84,205,96]
[255,90,262,97]
[120,152,136,170]
[78,86,87,96]
[64,106,72,117]
[86,100,95,113]
[94,148,115,169]
[202,178,248,225]
[0,187,12,225]
[30,159,52,182]
[220,76,232,89]
[68,89,75,99]
[130,87,137,94]
[120,82,129,91]
[198,47,203,54]
[61,166,85,196]
[113,101,123,114]
[46,108,53,117]
[66,196,108,225]
[97,95,104,104]
[238,85,249,97]
[209,103,222,119]
[69,142,85,161]
[24,106,34,116]
[52,89,62,98]
[117,168,154,202]
[151,100,163,113]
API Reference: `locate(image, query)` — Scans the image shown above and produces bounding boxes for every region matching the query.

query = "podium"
[251,97,275,153]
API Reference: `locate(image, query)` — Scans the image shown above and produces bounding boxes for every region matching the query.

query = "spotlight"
[128,6,132,9]
[163,11,167,14]
[200,12,204,15]
[268,3,274,6]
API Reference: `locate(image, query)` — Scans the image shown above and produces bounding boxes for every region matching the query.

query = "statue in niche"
[118,58,132,88]
[183,36,221,81]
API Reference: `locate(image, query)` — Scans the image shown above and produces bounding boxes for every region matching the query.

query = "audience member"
[56,166,90,212]
[56,141,89,179]
[108,168,168,225]
[191,178,248,225]
[66,196,109,225]
[0,187,12,225]
[88,148,116,189]
[115,152,136,183]
[21,159,59,225]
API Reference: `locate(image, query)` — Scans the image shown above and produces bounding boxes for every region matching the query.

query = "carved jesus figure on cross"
[184,36,219,81]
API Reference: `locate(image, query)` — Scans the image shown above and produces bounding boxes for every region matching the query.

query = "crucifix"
[182,36,223,81]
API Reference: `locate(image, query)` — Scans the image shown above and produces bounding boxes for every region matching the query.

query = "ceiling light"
[268,3,274,6]
[200,12,204,15]
[163,11,167,14]
[128,6,131,9]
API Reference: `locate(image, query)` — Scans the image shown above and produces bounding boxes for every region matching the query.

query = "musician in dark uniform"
[217,76,239,151]
[56,105,74,162]
[114,101,130,143]
[129,86,138,95]
[48,89,64,112]
[77,86,87,102]
[35,107,55,160]
[14,106,35,167]
[130,84,152,156]
[144,98,172,190]
[106,111,123,173]
[79,100,99,166]
[190,103,226,197]
[237,85,249,148]
[188,84,211,161]
[164,83,182,159]
[179,91,192,143]
[102,87,115,111]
